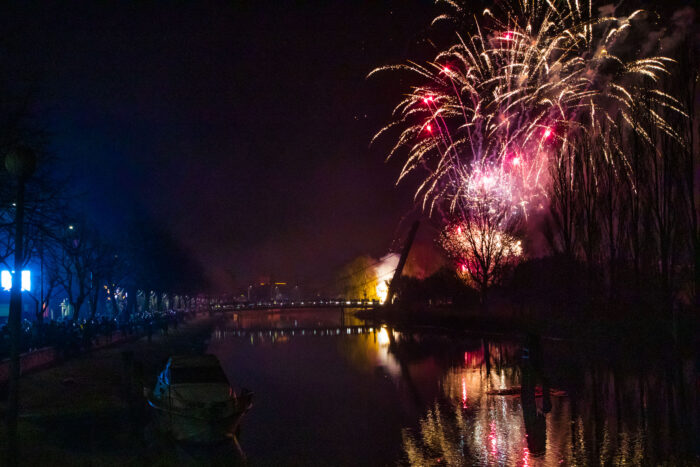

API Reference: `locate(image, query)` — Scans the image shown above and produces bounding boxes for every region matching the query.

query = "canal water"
[206,309,700,466]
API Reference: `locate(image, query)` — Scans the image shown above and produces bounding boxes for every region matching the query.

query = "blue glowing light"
[1,270,31,292]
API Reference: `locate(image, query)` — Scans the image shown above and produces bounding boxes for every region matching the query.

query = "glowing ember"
[375,281,389,303]
[374,253,399,303]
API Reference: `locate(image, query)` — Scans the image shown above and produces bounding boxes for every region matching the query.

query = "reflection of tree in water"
[402,402,474,466]
[401,340,528,466]
[401,394,529,466]
[400,338,697,466]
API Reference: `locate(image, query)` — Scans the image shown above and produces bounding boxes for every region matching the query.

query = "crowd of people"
[0,310,193,360]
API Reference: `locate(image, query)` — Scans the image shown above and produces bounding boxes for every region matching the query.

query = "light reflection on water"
[403,339,698,466]
[407,365,559,466]
[207,309,699,466]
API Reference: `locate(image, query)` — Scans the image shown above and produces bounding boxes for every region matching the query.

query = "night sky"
[0,0,444,291]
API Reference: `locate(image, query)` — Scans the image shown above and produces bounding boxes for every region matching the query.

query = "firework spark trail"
[370,0,683,221]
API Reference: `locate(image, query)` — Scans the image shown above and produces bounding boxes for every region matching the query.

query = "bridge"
[209,299,380,313]
[209,221,421,315]
[212,325,379,341]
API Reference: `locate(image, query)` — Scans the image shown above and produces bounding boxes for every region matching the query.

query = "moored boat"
[147,354,253,443]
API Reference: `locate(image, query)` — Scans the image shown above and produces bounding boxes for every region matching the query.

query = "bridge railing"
[213,325,378,341]
[209,299,380,312]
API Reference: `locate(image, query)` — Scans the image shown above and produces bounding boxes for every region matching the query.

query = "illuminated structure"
[0,270,31,292]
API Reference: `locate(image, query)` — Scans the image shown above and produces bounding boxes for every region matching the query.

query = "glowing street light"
[1,270,31,292]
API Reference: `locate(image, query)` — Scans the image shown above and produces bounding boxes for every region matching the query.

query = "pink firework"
[370,0,682,219]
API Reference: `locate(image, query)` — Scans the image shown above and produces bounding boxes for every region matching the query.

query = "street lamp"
[4,144,36,465]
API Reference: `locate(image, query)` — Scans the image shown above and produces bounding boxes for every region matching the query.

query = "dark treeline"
[0,196,209,324]
[529,30,699,317]
[391,266,479,309]
[0,100,208,328]
[0,57,210,466]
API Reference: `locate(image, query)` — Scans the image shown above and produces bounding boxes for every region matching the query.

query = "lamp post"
[5,145,36,466]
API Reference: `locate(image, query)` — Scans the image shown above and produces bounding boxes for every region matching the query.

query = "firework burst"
[371,0,683,218]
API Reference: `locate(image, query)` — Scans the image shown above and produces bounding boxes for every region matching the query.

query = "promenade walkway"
[0,314,233,466]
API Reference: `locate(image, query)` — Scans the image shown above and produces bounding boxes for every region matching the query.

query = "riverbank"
[0,313,233,466]
[358,304,700,351]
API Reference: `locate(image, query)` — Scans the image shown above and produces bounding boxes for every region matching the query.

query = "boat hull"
[147,393,252,443]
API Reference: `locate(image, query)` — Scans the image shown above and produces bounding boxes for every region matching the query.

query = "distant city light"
[1,270,31,291]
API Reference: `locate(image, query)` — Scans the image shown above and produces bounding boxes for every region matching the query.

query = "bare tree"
[674,34,700,305]
[55,223,104,320]
[440,192,523,307]
[545,147,577,259]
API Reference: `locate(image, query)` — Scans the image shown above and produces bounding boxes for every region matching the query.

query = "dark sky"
[0,0,442,291]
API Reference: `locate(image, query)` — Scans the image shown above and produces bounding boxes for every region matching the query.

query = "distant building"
[247,281,303,303]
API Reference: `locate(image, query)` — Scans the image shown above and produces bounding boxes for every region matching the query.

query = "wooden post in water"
[384,221,420,306]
